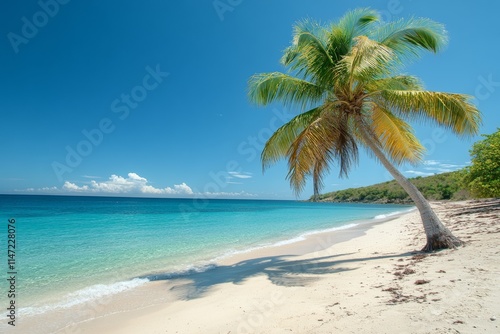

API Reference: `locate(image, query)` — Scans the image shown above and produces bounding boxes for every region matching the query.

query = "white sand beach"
[64,200,499,333]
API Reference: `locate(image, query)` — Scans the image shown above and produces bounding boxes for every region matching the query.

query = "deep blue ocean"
[0,195,413,319]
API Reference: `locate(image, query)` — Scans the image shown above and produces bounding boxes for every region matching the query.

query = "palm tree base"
[421,233,464,252]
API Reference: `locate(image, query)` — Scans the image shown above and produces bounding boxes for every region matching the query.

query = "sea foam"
[19,277,149,317]
[374,207,416,219]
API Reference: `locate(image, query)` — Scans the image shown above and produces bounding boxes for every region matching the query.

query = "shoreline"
[78,199,499,334]
[14,205,414,334]
[14,201,411,315]
[216,207,416,267]
[14,200,500,333]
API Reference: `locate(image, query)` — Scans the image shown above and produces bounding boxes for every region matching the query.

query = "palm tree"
[248,8,481,251]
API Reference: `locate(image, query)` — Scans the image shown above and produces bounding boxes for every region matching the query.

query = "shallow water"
[0,194,413,320]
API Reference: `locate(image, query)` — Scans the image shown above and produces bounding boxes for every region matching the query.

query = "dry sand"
[68,199,500,333]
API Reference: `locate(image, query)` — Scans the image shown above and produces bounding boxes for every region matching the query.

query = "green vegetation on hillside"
[462,128,500,198]
[314,171,469,204]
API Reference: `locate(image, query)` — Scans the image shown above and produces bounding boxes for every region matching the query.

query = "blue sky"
[1,0,499,200]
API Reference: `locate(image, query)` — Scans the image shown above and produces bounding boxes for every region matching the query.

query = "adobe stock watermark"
[379,0,405,21]
[474,73,500,105]
[7,0,71,54]
[51,64,169,182]
[237,107,294,162]
[213,0,243,21]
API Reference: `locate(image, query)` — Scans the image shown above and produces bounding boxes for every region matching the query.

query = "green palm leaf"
[286,112,357,194]
[280,20,337,88]
[366,75,423,92]
[248,8,481,197]
[281,19,329,67]
[248,72,325,109]
[326,8,379,63]
[372,17,448,59]
[379,90,481,135]
[261,107,323,170]
[335,36,395,87]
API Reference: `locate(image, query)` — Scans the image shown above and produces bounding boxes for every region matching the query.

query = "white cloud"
[63,182,89,191]
[440,163,468,168]
[408,160,468,176]
[202,190,257,198]
[423,160,441,166]
[423,167,453,172]
[423,160,467,170]
[405,170,434,176]
[128,172,147,182]
[88,174,142,193]
[167,183,194,195]
[16,187,57,193]
[24,172,258,198]
[228,171,253,179]
[140,185,163,194]
[59,173,193,196]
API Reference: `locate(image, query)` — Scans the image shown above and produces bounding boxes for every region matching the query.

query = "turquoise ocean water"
[0,195,413,320]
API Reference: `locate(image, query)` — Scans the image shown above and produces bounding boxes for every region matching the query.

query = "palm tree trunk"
[358,125,463,251]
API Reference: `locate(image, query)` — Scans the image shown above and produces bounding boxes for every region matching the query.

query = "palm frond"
[335,36,395,87]
[286,118,334,194]
[326,8,379,63]
[366,75,423,92]
[325,26,351,64]
[286,118,327,194]
[248,72,325,109]
[379,90,481,136]
[337,7,380,40]
[370,106,424,164]
[261,107,323,170]
[312,160,326,197]
[281,19,329,65]
[287,110,358,194]
[280,20,336,87]
[372,17,448,60]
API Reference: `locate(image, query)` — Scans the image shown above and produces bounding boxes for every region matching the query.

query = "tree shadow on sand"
[140,251,416,300]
